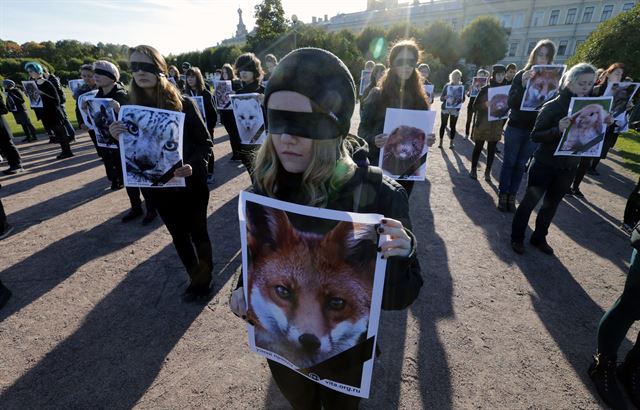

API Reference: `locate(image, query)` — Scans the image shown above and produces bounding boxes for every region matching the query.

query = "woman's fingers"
[381,247,411,258]
[379,237,410,252]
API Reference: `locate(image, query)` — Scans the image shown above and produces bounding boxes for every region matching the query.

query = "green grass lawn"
[5,88,79,137]
[615,130,640,176]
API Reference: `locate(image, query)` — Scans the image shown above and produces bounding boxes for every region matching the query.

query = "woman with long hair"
[24,61,73,159]
[218,63,243,161]
[230,47,422,410]
[358,39,433,196]
[497,39,556,212]
[360,63,385,101]
[109,45,214,302]
[439,69,465,148]
[168,65,184,91]
[510,63,613,255]
[185,66,218,183]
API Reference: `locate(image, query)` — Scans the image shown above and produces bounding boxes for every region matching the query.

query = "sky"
[0,0,366,55]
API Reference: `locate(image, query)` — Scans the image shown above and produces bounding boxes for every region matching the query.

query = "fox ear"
[324,222,377,266]
[245,202,297,259]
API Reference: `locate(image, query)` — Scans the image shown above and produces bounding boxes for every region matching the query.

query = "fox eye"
[275,285,291,299]
[327,297,345,311]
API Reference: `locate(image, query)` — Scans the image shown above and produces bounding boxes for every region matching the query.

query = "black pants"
[87,130,104,159]
[144,176,212,284]
[465,97,476,136]
[48,122,72,154]
[624,177,640,226]
[572,157,593,190]
[439,113,458,141]
[102,147,123,184]
[267,360,361,410]
[398,180,414,197]
[220,110,241,159]
[61,108,76,140]
[471,140,497,173]
[127,187,155,213]
[0,118,21,168]
[18,117,37,141]
[511,160,576,243]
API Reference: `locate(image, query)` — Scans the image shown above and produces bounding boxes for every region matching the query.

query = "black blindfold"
[267,109,341,140]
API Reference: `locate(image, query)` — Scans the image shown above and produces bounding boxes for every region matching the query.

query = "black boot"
[589,353,628,410]
[507,194,517,213]
[619,350,640,409]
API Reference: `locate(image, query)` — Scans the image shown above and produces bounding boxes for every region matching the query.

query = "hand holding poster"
[379,108,435,181]
[118,105,186,188]
[359,70,372,96]
[603,81,640,132]
[445,85,464,109]
[239,191,388,398]
[86,98,118,148]
[520,65,566,111]
[78,90,99,129]
[214,80,234,110]
[487,85,512,121]
[554,97,613,157]
[423,84,434,104]
[469,77,488,98]
[67,79,84,96]
[231,93,266,145]
[21,81,42,108]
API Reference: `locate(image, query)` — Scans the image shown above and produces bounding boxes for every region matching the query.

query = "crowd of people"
[1,36,640,409]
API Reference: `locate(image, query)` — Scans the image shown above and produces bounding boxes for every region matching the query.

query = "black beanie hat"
[264,48,356,138]
[492,64,507,74]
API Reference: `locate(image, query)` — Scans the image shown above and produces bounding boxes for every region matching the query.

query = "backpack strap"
[353,165,384,213]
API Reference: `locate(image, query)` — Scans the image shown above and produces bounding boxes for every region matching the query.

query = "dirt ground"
[0,102,638,410]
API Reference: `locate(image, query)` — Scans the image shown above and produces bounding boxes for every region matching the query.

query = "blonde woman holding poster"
[439,69,465,149]
[510,63,613,256]
[109,45,214,303]
[230,48,422,408]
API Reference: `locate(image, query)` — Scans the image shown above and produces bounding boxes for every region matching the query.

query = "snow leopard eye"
[125,121,139,137]
[163,140,178,151]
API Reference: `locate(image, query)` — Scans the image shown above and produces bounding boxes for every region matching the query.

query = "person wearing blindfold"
[109,45,214,303]
[229,47,423,409]
[358,39,435,197]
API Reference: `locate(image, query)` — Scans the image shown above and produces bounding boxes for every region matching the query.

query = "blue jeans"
[498,125,537,195]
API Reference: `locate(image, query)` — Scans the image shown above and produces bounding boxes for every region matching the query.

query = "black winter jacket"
[506,69,539,130]
[184,87,218,132]
[34,79,65,127]
[530,88,580,170]
[5,88,27,113]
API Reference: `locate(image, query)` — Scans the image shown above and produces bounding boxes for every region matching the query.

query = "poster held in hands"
[444,85,464,109]
[239,191,388,398]
[487,85,512,121]
[231,93,266,145]
[68,79,84,96]
[469,77,488,98]
[520,65,566,111]
[214,80,234,110]
[603,82,640,132]
[21,81,42,108]
[379,108,435,181]
[78,90,99,130]
[423,84,434,104]
[118,105,186,188]
[86,98,118,148]
[359,70,372,96]
[554,97,613,157]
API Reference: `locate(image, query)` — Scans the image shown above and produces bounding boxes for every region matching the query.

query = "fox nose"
[298,333,321,351]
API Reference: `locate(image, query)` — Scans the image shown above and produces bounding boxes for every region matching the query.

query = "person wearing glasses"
[358,39,434,197]
[109,45,214,302]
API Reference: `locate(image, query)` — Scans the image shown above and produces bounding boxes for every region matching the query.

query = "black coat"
[184,87,218,132]
[5,88,27,113]
[506,69,539,130]
[34,79,65,127]
[46,74,66,105]
[530,88,580,170]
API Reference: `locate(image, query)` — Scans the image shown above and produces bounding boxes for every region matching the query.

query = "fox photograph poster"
[239,192,388,398]
[118,105,186,188]
[554,97,613,157]
[379,108,434,181]
[520,64,566,111]
[230,93,266,145]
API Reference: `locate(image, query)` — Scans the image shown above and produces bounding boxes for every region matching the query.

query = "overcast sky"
[0,0,366,55]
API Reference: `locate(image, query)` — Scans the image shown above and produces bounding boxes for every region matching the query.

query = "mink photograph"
[445,84,464,109]
[555,97,613,157]
[487,85,512,121]
[239,192,388,398]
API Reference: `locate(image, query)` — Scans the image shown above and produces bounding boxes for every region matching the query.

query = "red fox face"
[525,70,560,108]
[246,202,377,369]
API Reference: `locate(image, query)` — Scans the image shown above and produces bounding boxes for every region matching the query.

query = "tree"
[245,0,289,57]
[566,5,640,79]
[356,26,387,61]
[418,21,461,66]
[386,23,420,45]
[460,16,508,67]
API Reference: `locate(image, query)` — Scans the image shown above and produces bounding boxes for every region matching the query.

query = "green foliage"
[0,57,54,82]
[386,23,420,45]
[615,130,640,176]
[244,0,289,57]
[356,26,387,61]
[461,16,508,67]
[418,21,461,66]
[566,5,640,79]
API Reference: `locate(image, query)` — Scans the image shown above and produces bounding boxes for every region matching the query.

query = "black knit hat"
[492,64,507,74]
[264,48,356,138]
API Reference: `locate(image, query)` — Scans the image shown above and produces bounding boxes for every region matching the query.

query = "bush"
[0,57,53,82]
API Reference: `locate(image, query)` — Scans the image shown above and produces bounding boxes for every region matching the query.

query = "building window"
[527,41,537,55]
[582,6,594,23]
[500,13,512,27]
[532,10,544,27]
[557,40,568,56]
[601,5,614,21]
[549,9,560,25]
[622,3,635,11]
[566,8,577,24]
[508,42,518,57]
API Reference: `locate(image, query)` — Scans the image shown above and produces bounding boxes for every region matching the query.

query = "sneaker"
[69,138,77,144]
[618,351,640,409]
[511,241,525,255]
[110,181,124,191]
[141,210,157,226]
[56,152,74,160]
[0,281,12,310]
[0,224,15,240]
[2,166,24,175]
[497,194,508,212]
[449,142,455,149]
[121,207,143,223]
[588,353,628,410]
[470,169,478,180]
[530,237,554,255]
[571,187,585,198]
